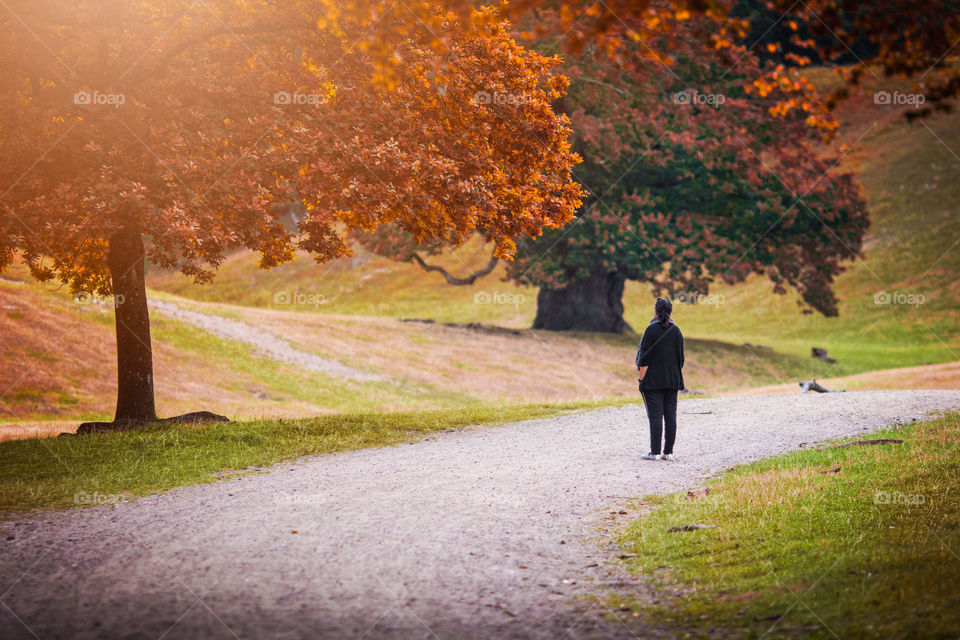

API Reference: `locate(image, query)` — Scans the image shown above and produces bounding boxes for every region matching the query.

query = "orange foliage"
[0,1,581,294]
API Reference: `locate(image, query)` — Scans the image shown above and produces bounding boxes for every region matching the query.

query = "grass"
[148,307,481,414]
[2,273,832,431]
[0,398,638,513]
[614,412,960,639]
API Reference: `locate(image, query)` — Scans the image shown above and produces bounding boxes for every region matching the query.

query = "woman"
[635,297,685,461]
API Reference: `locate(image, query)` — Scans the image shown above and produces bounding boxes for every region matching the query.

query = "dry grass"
[177,299,828,403]
[0,280,379,433]
[4,275,951,442]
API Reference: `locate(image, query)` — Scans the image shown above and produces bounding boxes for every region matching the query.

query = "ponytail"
[655,297,673,326]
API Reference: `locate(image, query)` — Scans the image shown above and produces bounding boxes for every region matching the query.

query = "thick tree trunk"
[108,228,157,423]
[532,270,633,333]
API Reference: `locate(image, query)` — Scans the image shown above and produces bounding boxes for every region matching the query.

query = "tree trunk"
[108,228,157,423]
[533,270,633,333]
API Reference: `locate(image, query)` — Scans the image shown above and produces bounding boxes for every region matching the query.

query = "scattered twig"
[668,524,717,532]
[833,438,903,448]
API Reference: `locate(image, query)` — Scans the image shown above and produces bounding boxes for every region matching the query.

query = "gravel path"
[149,300,383,381]
[2,390,959,639]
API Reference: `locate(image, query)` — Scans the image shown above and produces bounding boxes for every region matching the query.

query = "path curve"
[2,390,959,639]
[149,299,383,382]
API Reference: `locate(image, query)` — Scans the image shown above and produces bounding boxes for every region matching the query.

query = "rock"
[811,347,837,364]
[799,379,845,393]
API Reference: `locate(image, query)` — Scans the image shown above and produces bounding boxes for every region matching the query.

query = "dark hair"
[655,297,673,326]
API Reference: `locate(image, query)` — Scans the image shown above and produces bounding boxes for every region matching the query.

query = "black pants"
[641,389,678,455]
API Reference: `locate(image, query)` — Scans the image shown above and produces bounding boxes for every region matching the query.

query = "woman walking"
[636,297,685,461]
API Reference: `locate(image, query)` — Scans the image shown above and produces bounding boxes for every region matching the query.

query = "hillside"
[0,276,487,438]
[147,72,960,375]
[2,271,835,439]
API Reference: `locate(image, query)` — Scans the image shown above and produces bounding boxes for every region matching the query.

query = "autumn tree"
[505,6,867,332]
[0,0,581,428]
[765,0,960,115]
[357,4,868,332]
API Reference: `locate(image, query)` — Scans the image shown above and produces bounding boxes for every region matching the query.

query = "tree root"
[73,411,230,435]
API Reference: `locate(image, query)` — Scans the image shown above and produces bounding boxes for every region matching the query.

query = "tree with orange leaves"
[358,3,868,332]
[0,1,581,428]
[506,5,869,331]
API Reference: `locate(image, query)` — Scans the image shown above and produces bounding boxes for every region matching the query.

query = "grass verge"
[0,398,637,513]
[614,412,960,639]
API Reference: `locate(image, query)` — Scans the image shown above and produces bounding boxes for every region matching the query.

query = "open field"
[2,275,859,439]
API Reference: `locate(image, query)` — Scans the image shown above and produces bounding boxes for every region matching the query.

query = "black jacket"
[636,319,685,391]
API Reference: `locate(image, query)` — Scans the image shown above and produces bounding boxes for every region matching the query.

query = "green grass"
[0,398,637,513]
[615,412,960,639]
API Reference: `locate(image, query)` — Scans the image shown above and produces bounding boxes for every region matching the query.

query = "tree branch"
[409,252,499,286]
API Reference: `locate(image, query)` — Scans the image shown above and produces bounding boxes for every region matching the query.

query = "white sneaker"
[641,452,661,461]
[661,453,674,461]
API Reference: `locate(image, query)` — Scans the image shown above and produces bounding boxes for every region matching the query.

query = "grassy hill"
[148,72,960,375]
[0,275,487,436]
[1,271,831,439]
